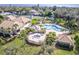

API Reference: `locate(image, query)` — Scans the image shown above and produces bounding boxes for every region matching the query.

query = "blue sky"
[0,4,79,8]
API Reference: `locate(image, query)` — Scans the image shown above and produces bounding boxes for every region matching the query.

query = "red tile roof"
[57,34,73,45]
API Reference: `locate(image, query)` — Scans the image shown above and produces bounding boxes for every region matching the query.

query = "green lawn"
[0,37,41,55]
[0,37,76,55]
[54,48,75,55]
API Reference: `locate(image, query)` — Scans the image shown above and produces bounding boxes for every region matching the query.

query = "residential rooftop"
[57,34,73,45]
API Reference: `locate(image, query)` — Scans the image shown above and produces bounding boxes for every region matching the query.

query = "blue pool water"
[43,24,64,32]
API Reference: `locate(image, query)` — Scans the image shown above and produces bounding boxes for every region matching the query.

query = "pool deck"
[27,33,46,45]
[27,23,70,45]
[45,29,69,36]
[41,24,69,36]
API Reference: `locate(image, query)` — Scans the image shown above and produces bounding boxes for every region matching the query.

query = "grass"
[0,30,76,55]
[54,48,75,55]
[0,37,76,55]
[0,37,41,55]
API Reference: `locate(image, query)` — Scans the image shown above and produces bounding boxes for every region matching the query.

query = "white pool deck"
[45,29,69,36]
[28,33,46,45]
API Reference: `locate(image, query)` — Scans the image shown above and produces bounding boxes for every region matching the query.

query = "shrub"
[31,18,40,25]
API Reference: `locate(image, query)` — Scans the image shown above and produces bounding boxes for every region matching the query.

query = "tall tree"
[74,35,79,54]
[44,11,52,17]
[53,6,56,11]
[46,32,56,46]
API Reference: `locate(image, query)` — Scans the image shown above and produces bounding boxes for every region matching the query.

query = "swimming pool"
[43,24,64,32]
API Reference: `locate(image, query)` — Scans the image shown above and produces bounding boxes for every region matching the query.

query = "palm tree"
[38,42,49,55]
[12,24,19,35]
[46,32,56,46]
[38,40,54,55]
[7,28,11,33]
[19,30,27,40]
[46,46,53,55]
[53,6,57,11]
[37,32,56,55]
[13,24,19,30]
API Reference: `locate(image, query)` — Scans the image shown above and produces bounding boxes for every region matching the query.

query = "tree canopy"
[44,11,52,17]
[46,32,56,46]
[74,34,79,54]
